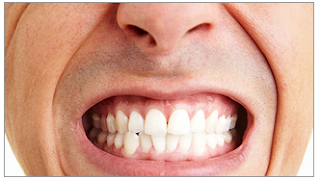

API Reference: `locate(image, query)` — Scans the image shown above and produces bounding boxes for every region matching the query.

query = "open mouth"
[79,92,250,175]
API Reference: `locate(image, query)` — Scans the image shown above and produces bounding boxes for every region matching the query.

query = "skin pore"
[5,3,313,176]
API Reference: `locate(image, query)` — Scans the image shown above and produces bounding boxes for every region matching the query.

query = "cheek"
[224,3,313,175]
[5,3,112,175]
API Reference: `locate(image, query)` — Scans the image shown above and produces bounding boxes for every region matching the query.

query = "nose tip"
[117,3,219,53]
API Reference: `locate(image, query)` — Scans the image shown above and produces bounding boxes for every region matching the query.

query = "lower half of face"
[5,3,312,176]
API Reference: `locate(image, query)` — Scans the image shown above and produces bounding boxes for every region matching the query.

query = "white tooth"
[151,135,166,154]
[166,134,179,152]
[214,115,227,134]
[223,116,232,132]
[100,114,108,132]
[97,131,108,145]
[114,133,124,149]
[190,110,205,133]
[88,128,101,139]
[106,113,116,133]
[116,110,128,133]
[124,132,140,155]
[128,111,144,133]
[179,133,193,152]
[229,113,238,129]
[145,109,167,135]
[92,113,100,121]
[168,109,190,135]
[206,134,217,149]
[205,110,218,134]
[223,131,233,144]
[192,132,206,154]
[106,133,116,147]
[217,134,225,147]
[92,113,101,129]
[139,132,152,153]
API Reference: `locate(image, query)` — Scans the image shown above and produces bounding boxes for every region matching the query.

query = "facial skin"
[5,3,313,176]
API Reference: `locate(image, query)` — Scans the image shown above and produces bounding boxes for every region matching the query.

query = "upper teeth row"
[93,109,237,136]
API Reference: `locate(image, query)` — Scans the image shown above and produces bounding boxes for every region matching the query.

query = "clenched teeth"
[89,108,238,156]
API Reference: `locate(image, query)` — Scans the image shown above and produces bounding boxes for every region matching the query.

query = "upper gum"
[91,93,239,119]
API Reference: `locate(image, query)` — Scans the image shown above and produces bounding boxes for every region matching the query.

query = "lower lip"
[75,113,253,176]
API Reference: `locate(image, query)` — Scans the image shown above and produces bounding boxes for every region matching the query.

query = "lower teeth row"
[89,128,234,156]
[87,108,238,156]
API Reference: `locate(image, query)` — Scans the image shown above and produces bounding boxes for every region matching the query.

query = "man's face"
[5,3,313,176]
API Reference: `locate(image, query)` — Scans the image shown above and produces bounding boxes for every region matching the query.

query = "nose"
[117,3,219,53]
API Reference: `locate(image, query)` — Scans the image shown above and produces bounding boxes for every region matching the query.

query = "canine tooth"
[107,133,116,147]
[151,135,166,154]
[166,134,179,152]
[190,110,205,133]
[114,133,124,149]
[116,110,128,133]
[217,134,225,146]
[100,114,108,132]
[106,113,116,133]
[145,109,167,135]
[229,113,238,129]
[140,132,152,153]
[168,109,190,135]
[179,133,193,152]
[92,113,101,129]
[128,111,144,133]
[223,131,233,144]
[97,131,108,145]
[205,110,218,134]
[215,115,227,134]
[88,128,101,139]
[192,132,206,154]
[206,134,217,149]
[124,132,140,155]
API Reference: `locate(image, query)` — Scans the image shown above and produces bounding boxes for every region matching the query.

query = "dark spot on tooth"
[136,132,140,136]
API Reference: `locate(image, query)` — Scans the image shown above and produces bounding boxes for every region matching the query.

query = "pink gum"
[91,93,239,120]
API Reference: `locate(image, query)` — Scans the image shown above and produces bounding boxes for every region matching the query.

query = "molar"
[100,114,108,132]
[92,113,101,129]
[97,131,108,145]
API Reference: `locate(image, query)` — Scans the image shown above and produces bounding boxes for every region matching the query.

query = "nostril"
[126,25,149,36]
[187,23,212,34]
[125,25,157,46]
